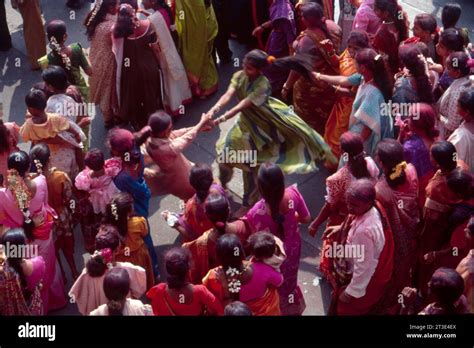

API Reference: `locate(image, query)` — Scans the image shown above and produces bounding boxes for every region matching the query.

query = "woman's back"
[246,185,309,240]
[123,22,158,70]
[0,174,52,229]
[69,261,147,315]
[0,256,44,315]
[146,283,223,316]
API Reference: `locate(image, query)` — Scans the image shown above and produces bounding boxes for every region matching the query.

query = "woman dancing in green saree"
[175,0,218,98]
[207,49,336,211]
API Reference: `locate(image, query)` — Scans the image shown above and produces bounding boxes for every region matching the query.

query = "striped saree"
[217,71,337,175]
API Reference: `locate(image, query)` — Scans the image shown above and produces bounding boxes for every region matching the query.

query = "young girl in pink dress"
[75,148,120,253]
[0,151,66,313]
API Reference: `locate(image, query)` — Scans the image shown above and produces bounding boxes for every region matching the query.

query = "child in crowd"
[19,88,83,179]
[75,148,120,253]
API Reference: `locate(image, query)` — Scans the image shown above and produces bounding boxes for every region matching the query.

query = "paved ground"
[1,0,472,315]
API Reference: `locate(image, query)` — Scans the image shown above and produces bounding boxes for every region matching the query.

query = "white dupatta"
[148,11,192,114]
[111,32,124,108]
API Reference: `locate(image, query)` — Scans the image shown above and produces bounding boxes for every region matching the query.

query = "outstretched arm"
[170,113,212,152]
[207,86,237,117]
[313,72,353,87]
[213,97,253,125]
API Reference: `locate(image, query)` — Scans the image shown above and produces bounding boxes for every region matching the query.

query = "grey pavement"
[1,0,472,316]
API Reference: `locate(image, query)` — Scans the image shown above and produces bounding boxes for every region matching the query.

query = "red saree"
[374,165,420,313]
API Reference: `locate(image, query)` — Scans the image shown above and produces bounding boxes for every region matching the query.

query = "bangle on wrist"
[316,72,321,81]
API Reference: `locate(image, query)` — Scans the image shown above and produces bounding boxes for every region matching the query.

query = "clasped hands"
[199,106,232,132]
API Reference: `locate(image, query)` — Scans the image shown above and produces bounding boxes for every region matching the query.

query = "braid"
[395,4,409,41]
[400,45,434,104]
[375,0,409,41]
[8,258,32,302]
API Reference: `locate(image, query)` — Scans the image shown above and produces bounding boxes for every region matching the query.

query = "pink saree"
[0,174,66,312]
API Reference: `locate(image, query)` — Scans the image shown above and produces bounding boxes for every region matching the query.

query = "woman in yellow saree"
[175,0,218,98]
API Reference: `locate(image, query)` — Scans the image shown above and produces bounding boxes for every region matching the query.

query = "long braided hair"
[45,20,75,84]
[399,44,434,104]
[216,234,246,301]
[257,163,286,239]
[84,0,118,40]
[355,48,393,102]
[374,0,410,41]
[7,152,35,241]
[244,49,314,80]
[1,229,32,302]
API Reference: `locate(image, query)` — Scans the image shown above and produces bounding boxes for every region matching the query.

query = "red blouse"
[146,283,224,316]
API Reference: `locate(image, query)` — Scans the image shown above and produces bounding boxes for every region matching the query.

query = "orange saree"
[324,48,357,159]
[245,287,281,316]
[182,230,215,285]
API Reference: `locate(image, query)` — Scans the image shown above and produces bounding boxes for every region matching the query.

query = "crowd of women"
[0,0,473,316]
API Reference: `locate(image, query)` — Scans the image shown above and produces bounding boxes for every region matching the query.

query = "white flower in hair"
[111,203,119,221]
[49,36,72,70]
[226,267,240,277]
[33,159,43,174]
[228,279,241,293]
[86,0,103,27]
